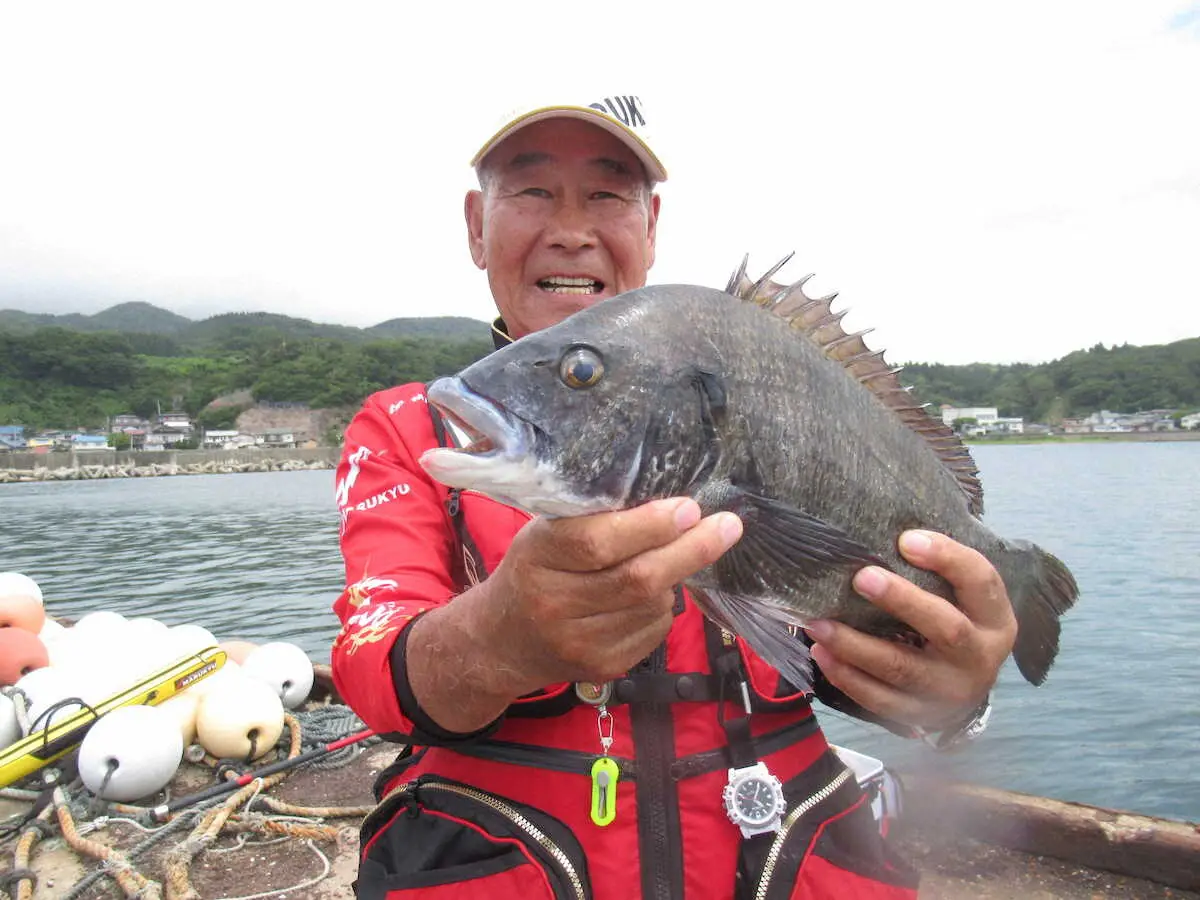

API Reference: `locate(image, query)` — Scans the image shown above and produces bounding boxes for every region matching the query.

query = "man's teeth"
[539,277,602,295]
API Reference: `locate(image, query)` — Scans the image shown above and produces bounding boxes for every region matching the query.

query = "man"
[332,95,1016,900]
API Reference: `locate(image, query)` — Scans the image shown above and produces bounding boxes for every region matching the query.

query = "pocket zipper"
[383,780,587,900]
[754,767,854,900]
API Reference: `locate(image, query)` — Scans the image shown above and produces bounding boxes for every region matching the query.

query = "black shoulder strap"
[426,401,489,589]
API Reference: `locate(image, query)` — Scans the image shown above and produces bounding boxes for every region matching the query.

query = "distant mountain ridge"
[0,302,491,343]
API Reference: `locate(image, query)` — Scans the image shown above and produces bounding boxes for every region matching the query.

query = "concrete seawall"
[0,447,342,482]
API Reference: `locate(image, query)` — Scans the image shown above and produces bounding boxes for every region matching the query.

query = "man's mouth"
[537,276,605,296]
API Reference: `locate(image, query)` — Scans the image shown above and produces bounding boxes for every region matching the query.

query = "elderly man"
[332,95,1015,900]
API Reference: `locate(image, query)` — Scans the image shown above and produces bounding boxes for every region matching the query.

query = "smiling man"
[465,115,662,339]
[332,95,1014,900]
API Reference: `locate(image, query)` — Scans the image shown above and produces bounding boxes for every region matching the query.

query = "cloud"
[0,1,1197,364]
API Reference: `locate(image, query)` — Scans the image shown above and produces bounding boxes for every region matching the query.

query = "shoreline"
[4,431,1199,483]
[0,446,339,483]
[964,431,1200,445]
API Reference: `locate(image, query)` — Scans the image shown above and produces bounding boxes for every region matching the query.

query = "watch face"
[733,776,779,825]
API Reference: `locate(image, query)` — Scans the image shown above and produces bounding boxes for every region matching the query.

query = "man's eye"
[520,187,552,198]
[590,191,620,200]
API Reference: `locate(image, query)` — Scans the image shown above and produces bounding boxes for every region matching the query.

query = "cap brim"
[470,105,667,183]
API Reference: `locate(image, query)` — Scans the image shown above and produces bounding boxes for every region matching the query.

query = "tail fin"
[996,540,1080,685]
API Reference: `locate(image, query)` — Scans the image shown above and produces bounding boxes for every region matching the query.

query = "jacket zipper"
[754,767,854,900]
[382,780,587,900]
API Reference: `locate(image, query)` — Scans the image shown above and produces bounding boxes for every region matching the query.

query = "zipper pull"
[590,757,619,827]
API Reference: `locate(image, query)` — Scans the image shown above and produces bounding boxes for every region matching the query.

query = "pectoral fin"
[692,481,888,596]
[688,586,814,693]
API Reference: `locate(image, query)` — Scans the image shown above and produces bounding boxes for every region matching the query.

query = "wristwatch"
[723,762,786,838]
[915,694,993,751]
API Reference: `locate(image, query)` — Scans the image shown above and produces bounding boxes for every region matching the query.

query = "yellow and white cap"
[471,95,668,184]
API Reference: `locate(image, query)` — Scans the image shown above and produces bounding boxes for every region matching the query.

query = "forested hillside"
[901,339,1200,421]
[0,326,493,430]
[2,301,1198,432]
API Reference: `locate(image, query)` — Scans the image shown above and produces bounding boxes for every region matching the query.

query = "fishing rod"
[149,727,376,822]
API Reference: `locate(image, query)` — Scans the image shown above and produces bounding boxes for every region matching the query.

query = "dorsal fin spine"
[725,254,985,516]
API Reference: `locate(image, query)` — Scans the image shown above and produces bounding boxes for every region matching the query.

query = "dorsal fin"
[725,254,984,516]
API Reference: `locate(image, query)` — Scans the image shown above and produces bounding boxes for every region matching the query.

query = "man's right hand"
[406,497,742,734]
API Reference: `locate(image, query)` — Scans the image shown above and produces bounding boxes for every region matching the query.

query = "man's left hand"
[804,530,1018,730]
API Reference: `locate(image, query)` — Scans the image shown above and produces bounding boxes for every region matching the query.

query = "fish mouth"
[425,377,532,464]
[419,376,620,519]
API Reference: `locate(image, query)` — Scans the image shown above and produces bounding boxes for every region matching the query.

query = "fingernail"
[853,566,888,599]
[673,499,702,530]
[900,530,933,555]
[803,620,832,641]
[716,512,743,546]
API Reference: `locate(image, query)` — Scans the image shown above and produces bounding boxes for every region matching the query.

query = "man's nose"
[543,199,596,250]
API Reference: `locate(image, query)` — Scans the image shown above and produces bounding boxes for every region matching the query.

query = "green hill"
[367,316,490,341]
[87,302,193,335]
[0,302,491,345]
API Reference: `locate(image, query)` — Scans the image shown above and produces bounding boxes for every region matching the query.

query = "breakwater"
[0,447,341,482]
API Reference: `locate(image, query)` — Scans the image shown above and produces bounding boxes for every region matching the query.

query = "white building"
[1180,412,1200,431]
[940,406,998,428]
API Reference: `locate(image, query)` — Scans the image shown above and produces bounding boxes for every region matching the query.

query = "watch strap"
[914,694,992,751]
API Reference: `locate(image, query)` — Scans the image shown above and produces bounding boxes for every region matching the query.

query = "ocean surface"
[1,443,1197,822]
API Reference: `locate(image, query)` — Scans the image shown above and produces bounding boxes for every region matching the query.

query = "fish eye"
[559,347,605,390]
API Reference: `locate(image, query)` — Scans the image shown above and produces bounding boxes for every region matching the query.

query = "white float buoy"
[0,692,21,748]
[78,706,183,802]
[195,676,285,760]
[72,610,129,636]
[0,572,43,605]
[241,642,315,710]
[156,691,201,746]
[16,667,95,734]
[37,618,68,644]
[168,624,218,656]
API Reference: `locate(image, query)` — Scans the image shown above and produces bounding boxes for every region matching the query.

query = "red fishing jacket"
[331,382,919,900]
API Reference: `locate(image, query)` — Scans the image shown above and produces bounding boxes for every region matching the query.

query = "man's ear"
[645,192,661,270]
[465,190,486,270]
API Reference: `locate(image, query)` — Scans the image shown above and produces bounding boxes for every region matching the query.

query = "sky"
[0,1,1197,365]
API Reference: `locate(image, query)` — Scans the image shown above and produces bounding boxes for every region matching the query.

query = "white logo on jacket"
[336,446,372,508]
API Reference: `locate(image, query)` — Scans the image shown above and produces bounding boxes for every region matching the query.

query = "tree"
[108,432,132,450]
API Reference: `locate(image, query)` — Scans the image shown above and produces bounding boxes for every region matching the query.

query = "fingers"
[809,643,951,728]
[896,530,1015,632]
[522,497,705,572]
[849,564,976,653]
[806,619,982,714]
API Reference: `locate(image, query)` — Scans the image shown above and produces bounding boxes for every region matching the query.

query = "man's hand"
[408,497,742,733]
[804,530,1017,730]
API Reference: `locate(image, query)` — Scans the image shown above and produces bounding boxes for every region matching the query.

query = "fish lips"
[421,376,535,481]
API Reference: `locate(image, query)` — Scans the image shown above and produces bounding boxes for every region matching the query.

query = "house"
[940,406,999,429]
[121,428,147,450]
[202,430,256,449]
[990,417,1025,435]
[25,436,55,453]
[71,434,111,452]
[1181,412,1200,431]
[144,425,194,451]
[0,425,25,451]
[255,428,301,449]
[111,413,150,430]
[159,411,193,432]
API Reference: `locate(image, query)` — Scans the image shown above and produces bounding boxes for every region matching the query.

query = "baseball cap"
[470,94,668,183]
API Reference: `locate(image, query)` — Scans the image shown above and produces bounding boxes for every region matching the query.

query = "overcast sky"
[1,2,1196,365]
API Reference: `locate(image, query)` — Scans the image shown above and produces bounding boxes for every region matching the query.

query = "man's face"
[465,118,661,339]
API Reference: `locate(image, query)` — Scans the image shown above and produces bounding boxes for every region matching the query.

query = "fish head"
[421,286,732,517]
